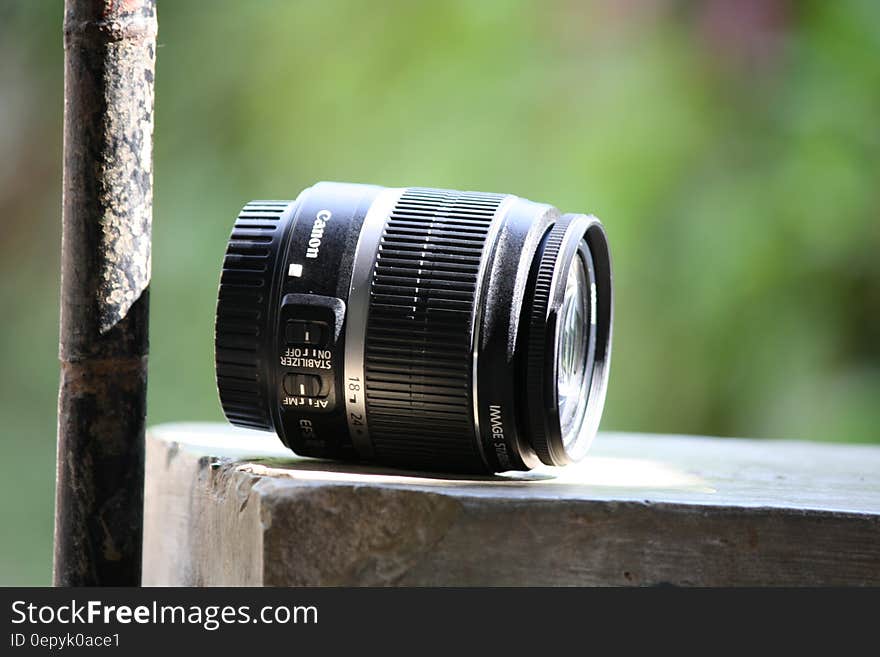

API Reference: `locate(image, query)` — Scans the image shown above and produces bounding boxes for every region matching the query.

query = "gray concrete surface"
[143,423,880,586]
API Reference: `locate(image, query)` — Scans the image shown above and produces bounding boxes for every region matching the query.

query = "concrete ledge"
[143,423,880,586]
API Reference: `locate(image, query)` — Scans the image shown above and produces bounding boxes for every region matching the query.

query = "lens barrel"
[215,182,612,473]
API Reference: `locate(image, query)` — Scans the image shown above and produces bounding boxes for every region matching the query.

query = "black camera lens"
[215,182,612,473]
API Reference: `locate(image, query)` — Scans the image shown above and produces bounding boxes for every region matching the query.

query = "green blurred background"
[1,0,878,584]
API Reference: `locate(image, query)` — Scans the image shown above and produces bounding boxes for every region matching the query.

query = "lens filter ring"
[523,219,569,465]
[522,214,610,466]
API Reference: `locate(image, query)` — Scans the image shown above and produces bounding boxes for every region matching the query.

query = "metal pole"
[54,0,157,586]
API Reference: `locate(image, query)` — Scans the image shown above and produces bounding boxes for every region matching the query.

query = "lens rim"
[472,198,557,472]
[521,214,613,467]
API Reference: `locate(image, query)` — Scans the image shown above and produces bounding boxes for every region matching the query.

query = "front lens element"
[556,249,595,447]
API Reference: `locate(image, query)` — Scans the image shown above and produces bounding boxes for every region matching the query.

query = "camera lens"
[215,182,612,473]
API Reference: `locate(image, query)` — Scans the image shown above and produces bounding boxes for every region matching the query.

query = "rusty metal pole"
[54,0,157,586]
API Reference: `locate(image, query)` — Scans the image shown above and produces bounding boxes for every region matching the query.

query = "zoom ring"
[363,187,504,470]
[525,221,568,464]
[215,201,291,430]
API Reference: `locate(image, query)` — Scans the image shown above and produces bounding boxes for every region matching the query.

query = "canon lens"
[215,182,612,473]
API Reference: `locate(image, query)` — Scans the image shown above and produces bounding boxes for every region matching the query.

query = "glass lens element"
[556,250,595,447]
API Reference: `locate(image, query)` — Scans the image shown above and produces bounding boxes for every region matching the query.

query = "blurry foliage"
[0,0,878,584]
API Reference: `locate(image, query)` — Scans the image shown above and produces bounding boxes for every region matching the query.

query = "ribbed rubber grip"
[363,188,504,470]
[215,201,291,430]
[524,221,568,463]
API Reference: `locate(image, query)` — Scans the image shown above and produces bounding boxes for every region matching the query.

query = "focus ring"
[524,220,569,464]
[215,201,290,430]
[363,187,504,471]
